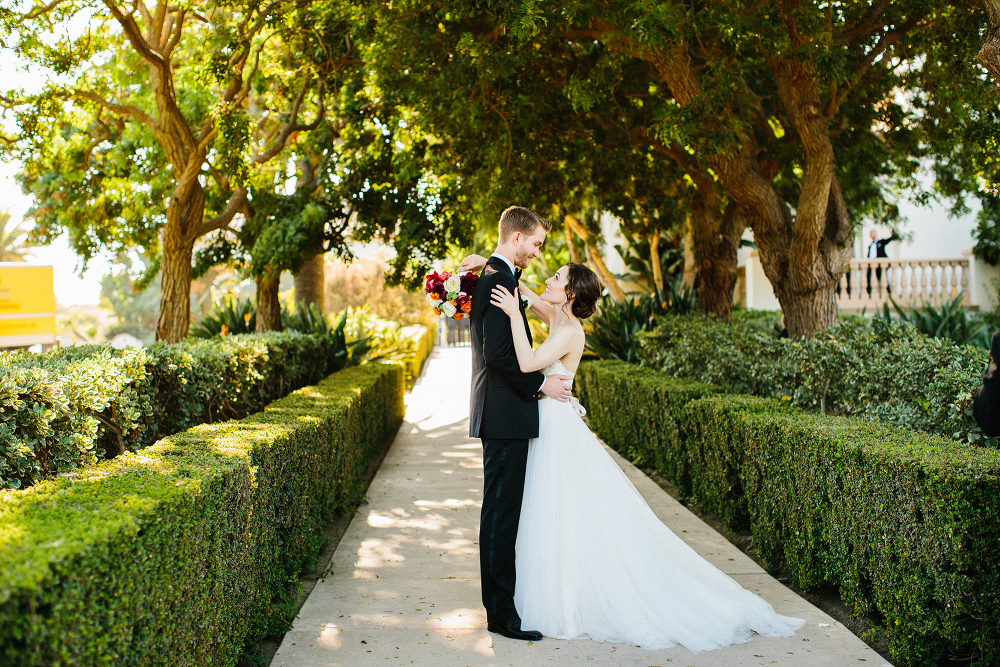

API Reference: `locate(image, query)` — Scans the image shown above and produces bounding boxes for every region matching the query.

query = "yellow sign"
[0,264,56,347]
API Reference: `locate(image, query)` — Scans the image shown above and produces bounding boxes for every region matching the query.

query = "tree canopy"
[3,0,999,338]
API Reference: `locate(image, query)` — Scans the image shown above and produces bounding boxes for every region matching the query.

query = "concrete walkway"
[273,347,891,666]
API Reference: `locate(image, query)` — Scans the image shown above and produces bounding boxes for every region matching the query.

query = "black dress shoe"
[487,618,543,641]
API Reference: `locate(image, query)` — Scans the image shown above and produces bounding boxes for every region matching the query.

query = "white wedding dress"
[513,360,804,652]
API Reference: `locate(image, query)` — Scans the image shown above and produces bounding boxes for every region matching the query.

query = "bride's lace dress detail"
[514,360,804,652]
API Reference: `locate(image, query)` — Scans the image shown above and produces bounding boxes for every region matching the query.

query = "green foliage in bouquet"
[0,363,405,666]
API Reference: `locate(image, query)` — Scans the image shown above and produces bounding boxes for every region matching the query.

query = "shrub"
[877,293,990,349]
[579,360,1000,666]
[1,332,335,489]
[402,324,433,382]
[0,362,405,666]
[584,276,696,363]
[189,297,257,338]
[638,313,990,443]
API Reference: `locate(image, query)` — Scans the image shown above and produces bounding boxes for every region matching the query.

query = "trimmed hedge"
[1,332,337,488]
[577,359,1000,666]
[575,361,722,496]
[401,324,433,382]
[0,361,405,666]
[638,314,989,444]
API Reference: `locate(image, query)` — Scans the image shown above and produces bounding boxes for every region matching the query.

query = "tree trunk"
[294,252,326,311]
[981,0,1000,84]
[256,272,283,332]
[156,241,194,343]
[641,39,853,336]
[565,214,626,301]
[658,144,742,322]
[777,279,839,339]
[155,187,204,343]
[566,221,580,264]
[693,202,744,322]
[648,232,663,293]
[681,214,697,291]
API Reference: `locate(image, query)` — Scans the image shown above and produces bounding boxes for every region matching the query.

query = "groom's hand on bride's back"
[540,375,572,402]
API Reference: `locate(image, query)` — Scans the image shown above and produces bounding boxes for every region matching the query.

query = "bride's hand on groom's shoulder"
[458,254,487,273]
[490,285,519,316]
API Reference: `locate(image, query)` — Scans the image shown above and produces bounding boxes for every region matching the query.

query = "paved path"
[274,347,891,666]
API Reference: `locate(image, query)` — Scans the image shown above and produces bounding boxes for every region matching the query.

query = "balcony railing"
[837,258,971,313]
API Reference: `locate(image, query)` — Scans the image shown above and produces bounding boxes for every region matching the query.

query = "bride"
[459,254,804,653]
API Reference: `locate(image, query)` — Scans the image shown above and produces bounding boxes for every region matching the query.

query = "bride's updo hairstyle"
[564,263,601,319]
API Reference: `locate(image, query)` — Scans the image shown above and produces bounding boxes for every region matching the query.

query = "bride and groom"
[460,205,804,652]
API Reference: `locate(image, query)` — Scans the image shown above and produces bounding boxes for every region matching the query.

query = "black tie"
[514,268,522,281]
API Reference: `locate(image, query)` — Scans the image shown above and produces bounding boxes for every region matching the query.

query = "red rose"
[460,273,477,294]
[425,271,443,293]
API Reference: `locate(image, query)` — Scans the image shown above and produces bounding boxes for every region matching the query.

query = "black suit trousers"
[480,436,529,623]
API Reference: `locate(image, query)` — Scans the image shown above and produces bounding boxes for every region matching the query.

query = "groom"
[470,206,572,641]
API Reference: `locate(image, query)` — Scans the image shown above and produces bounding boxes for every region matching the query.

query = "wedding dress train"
[513,360,804,652]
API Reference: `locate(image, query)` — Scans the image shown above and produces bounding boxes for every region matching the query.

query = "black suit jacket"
[469,257,545,440]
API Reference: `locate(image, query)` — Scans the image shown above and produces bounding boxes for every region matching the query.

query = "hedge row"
[638,314,989,443]
[401,324,434,382]
[0,361,405,666]
[1,332,340,489]
[576,360,1000,667]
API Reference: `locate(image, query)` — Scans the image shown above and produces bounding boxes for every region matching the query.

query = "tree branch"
[163,8,185,58]
[23,0,69,20]
[136,0,154,29]
[253,80,325,164]
[197,187,248,237]
[71,89,156,127]
[832,12,926,114]
[836,0,894,43]
[103,0,169,77]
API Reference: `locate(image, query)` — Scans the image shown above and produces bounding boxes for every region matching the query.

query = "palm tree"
[0,209,33,262]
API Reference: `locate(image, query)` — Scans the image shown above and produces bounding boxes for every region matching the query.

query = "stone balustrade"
[837,258,971,313]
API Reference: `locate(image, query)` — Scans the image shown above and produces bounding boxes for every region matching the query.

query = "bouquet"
[425,269,478,319]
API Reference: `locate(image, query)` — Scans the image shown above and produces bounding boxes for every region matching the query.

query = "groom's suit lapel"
[483,256,532,345]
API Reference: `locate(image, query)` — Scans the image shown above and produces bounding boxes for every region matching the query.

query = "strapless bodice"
[540,360,584,416]
[542,359,575,378]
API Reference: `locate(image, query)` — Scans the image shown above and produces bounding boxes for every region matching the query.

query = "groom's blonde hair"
[498,206,551,243]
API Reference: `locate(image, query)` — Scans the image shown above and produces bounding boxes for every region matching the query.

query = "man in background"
[866,229,900,296]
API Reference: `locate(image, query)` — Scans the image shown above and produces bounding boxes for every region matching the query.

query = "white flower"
[426,292,442,307]
[520,293,532,309]
[441,301,457,318]
[444,274,461,293]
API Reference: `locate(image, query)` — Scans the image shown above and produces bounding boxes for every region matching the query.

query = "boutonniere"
[520,293,532,310]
